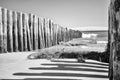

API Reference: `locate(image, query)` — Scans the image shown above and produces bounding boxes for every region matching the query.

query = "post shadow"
[51,60,109,66]
[13,72,108,78]
[12,59,108,80]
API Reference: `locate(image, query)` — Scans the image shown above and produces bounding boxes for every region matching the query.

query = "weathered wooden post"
[46,19,51,47]
[2,8,7,53]
[34,16,38,49]
[64,28,67,42]
[109,0,120,80]
[7,10,13,52]
[13,11,18,52]
[33,15,38,50]
[42,18,46,47]
[60,26,62,42]
[62,27,65,42]
[52,23,56,45]
[17,12,23,51]
[44,18,51,47]
[57,24,60,43]
[50,20,54,46]
[22,13,28,51]
[0,7,3,53]
[38,17,42,49]
[40,18,45,48]
[43,19,46,48]
[61,27,64,41]
[49,19,53,47]
[38,17,46,49]
[29,13,34,50]
[55,24,58,45]
[26,13,32,51]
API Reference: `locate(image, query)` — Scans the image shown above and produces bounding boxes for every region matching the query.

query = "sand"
[0,38,108,80]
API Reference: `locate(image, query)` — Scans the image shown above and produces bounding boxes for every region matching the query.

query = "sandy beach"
[0,38,108,80]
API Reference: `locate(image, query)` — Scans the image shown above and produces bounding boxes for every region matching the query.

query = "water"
[81,30,108,41]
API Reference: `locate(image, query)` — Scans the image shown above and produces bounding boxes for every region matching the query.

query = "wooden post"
[50,20,54,46]
[47,19,50,47]
[38,17,44,49]
[108,5,111,78]
[63,27,66,42]
[44,18,50,47]
[38,17,41,49]
[26,14,32,51]
[55,24,58,45]
[57,25,60,43]
[17,12,23,51]
[43,18,47,47]
[49,19,52,47]
[52,23,55,45]
[22,13,28,51]
[66,28,68,41]
[52,23,54,45]
[2,8,7,53]
[33,15,38,50]
[13,11,18,52]
[45,18,48,47]
[60,27,63,41]
[109,0,120,80]
[29,13,34,50]
[61,27,64,41]
[68,28,70,41]
[7,10,13,52]
[41,18,45,48]
[0,7,3,53]
[36,16,38,50]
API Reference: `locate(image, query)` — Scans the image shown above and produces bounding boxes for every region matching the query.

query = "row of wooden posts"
[0,7,82,53]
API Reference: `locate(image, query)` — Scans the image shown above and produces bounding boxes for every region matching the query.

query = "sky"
[0,0,110,31]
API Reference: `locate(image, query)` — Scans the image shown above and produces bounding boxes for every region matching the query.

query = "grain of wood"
[22,13,28,51]
[38,17,44,49]
[29,14,34,50]
[109,0,120,80]
[41,18,45,48]
[13,11,18,52]
[2,8,7,52]
[33,15,38,50]
[0,7,3,53]
[17,12,23,51]
[26,14,32,51]
[7,10,13,52]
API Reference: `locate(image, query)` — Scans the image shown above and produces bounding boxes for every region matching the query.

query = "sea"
[81,30,108,43]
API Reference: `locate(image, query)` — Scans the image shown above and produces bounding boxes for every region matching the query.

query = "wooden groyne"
[0,7,82,53]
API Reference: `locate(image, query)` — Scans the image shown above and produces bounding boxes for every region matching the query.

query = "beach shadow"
[24,78,82,80]
[2,78,82,80]
[12,59,108,80]
[13,72,108,78]
[29,65,108,72]
[51,60,109,66]
[0,79,24,80]
[40,63,108,69]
